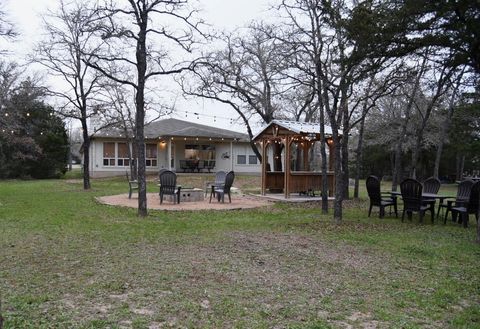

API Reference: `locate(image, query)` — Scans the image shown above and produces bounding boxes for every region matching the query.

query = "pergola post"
[284,135,290,199]
[261,139,267,196]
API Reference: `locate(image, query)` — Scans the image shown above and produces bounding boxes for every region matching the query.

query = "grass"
[0,175,479,328]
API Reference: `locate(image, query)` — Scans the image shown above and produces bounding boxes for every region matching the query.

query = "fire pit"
[178,187,204,202]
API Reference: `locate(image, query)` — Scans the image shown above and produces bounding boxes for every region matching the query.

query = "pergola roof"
[253,120,339,141]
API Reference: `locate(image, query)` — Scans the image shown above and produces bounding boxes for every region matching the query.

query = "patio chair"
[207,170,226,197]
[442,180,474,224]
[158,168,168,181]
[179,160,189,173]
[400,178,435,223]
[197,160,205,173]
[159,170,181,204]
[366,175,397,218]
[450,181,480,227]
[422,176,441,207]
[205,160,215,173]
[210,171,235,203]
[126,171,138,199]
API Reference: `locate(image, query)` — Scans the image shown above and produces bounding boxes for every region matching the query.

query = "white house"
[88,118,261,177]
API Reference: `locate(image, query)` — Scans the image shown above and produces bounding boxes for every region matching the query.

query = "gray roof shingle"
[92,118,249,141]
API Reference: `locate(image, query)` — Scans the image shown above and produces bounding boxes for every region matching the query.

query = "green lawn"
[0,175,479,328]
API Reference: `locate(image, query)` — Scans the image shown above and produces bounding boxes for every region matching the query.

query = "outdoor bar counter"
[264,171,335,198]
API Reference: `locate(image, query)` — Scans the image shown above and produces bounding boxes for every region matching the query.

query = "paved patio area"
[96,193,272,211]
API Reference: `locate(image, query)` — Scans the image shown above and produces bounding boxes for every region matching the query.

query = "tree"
[276,0,393,221]
[34,0,104,189]
[181,23,292,166]
[0,79,68,178]
[87,0,204,217]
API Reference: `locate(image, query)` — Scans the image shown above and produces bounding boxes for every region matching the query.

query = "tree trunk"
[341,130,349,200]
[135,17,148,217]
[272,143,283,171]
[81,118,91,190]
[332,132,343,223]
[456,154,465,181]
[353,115,366,198]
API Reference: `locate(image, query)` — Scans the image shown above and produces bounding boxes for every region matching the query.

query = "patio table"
[388,191,454,219]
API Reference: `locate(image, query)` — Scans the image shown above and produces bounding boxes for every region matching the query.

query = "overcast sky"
[2,0,273,133]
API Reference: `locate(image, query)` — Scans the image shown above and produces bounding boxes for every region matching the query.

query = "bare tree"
[87,0,204,217]
[181,23,292,166]
[409,58,455,179]
[433,67,466,179]
[34,0,104,190]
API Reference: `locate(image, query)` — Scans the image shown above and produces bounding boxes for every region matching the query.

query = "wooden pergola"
[253,120,336,199]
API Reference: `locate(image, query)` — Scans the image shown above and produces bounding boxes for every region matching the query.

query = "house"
[88,118,261,177]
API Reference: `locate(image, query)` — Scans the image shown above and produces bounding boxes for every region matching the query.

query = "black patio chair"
[159,170,181,204]
[158,168,168,182]
[423,177,441,194]
[450,181,480,227]
[366,175,397,218]
[210,171,235,203]
[442,180,474,224]
[126,171,138,199]
[205,160,215,173]
[197,160,205,172]
[422,176,441,207]
[400,178,435,223]
[179,160,189,172]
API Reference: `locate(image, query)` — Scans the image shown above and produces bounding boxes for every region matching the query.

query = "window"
[103,142,115,166]
[185,144,216,160]
[248,155,258,165]
[117,143,130,167]
[145,144,157,167]
[237,155,246,165]
[102,142,158,167]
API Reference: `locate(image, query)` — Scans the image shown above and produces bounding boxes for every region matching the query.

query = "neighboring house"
[88,118,260,177]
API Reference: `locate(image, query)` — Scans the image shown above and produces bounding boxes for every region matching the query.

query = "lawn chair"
[422,177,441,207]
[442,180,474,224]
[450,181,480,227]
[126,171,138,199]
[210,171,235,203]
[400,178,435,223]
[159,170,181,204]
[366,175,397,218]
[207,170,226,198]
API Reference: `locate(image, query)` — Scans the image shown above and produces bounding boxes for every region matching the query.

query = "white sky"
[2,0,273,134]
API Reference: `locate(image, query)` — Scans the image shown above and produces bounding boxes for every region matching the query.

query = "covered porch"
[253,120,336,199]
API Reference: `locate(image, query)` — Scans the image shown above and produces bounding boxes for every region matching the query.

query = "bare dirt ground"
[96,192,272,211]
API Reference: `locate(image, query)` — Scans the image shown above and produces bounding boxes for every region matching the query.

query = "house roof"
[253,120,338,141]
[92,118,249,141]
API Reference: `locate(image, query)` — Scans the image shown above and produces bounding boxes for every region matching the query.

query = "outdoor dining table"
[388,191,455,219]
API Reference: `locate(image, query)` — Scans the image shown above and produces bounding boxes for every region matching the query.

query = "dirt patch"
[96,193,271,211]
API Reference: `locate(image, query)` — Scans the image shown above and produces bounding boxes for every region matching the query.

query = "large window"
[145,144,157,167]
[185,144,215,160]
[117,143,130,167]
[248,155,258,165]
[102,142,157,167]
[103,142,115,166]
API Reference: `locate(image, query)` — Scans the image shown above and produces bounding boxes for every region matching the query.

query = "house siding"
[88,139,260,177]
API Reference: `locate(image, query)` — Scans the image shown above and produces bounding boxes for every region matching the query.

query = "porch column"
[168,139,172,170]
[230,141,234,171]
[303,142,310,171]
